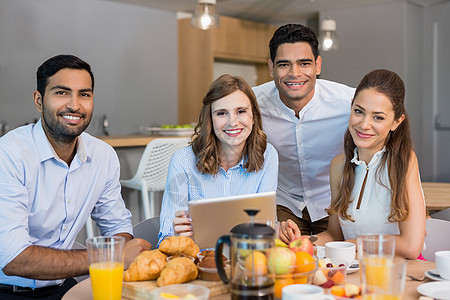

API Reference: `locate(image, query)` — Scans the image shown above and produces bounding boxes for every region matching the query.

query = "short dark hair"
[269,24,319,62]
[36,54,94,98]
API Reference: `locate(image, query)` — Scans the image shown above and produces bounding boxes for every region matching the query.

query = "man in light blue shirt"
[0,55,150,298]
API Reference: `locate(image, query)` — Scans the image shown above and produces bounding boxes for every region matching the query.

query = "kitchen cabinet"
[178,16,277,124]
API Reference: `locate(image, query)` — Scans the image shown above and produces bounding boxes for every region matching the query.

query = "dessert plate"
[425,268,448,281]
[417,281,450,299]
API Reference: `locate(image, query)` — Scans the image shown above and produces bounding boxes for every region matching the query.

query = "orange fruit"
[330,285,345,297]
[244,251,268,275]
[293,275,308,284]
[294,251,315,273]
[274,274,294,298]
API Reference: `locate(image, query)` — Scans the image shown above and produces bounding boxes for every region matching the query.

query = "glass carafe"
[216,210,275,300]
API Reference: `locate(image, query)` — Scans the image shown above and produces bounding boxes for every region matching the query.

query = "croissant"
[124,249,168,282]
[156,257,198,287]
[159,236,200,257]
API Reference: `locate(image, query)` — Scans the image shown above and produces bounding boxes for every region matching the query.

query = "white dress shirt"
[0,120,132,288]
[253,79,355,221]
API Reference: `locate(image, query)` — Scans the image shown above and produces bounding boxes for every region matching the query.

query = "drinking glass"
[86,236,125,300]
[360,257,406,300]
[356,234,396,260]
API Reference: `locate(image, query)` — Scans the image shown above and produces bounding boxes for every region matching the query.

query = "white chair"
[422,218,450,261]
[430,208,450,222]
[120,138,190,220]
[133,216,160,249]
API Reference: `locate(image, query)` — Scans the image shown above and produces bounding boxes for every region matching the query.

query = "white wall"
[318,1,450,182]
[0,0,178,136]
[0,0,179,243]
[422,1,450,182]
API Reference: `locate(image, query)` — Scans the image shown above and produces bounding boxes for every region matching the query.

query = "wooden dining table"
[422,181,450,211]
[62,259,436,300]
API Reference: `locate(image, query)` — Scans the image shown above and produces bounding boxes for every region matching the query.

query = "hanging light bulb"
[191,0,220,30]
[319,18,339,51]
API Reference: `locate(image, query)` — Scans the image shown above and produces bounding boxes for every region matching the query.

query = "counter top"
[97,135,185,148]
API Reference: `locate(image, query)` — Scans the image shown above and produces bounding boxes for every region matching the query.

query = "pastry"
[124,249,168,281]
[159,236,200,257]
[156,256,198,286]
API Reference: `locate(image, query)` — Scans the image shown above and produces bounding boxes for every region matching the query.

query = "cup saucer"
[425,269,448,281]
[346,260,359,274]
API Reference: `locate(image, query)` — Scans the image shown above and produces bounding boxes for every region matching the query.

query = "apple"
[267,247,296,275]
[288,236,314,256]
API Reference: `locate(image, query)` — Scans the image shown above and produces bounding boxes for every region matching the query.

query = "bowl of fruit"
[271,237,317,298]
[144,124,195,136]
[313,258,347,289]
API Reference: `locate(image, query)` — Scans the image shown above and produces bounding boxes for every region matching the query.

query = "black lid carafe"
[216,209,275,299]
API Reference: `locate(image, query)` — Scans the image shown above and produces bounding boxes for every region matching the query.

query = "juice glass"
[356,234,396,259]
[86,236,125,300]
[360,257,406,300]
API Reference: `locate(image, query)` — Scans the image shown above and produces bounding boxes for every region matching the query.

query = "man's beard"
[42,105,91,144]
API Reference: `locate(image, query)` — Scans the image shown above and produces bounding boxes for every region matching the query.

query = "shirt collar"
[33,119,88,164]
[220,155,247,172]
[351,147,386,167]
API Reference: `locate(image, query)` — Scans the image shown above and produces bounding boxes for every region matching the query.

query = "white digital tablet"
[188,191,277,249]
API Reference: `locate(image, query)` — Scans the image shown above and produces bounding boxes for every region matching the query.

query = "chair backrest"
[422,218,450,261]
[133,216,160,249]
[135,137,190,192]
[430,208,450,222]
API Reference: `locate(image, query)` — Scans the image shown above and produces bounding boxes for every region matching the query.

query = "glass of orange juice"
[86,236,125,300]
[360,256,406,300]
[357,234,396,259]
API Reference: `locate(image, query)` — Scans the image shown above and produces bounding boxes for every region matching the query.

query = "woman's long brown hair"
[190,74,267,175]
[328,69,411,222]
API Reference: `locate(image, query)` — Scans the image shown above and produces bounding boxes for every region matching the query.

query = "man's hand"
[123,238,152,270]
[279,219,301,244]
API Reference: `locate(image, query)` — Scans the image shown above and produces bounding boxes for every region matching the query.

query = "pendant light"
[319,18,339,51]
[191,0,220,30]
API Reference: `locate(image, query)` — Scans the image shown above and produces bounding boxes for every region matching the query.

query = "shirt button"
[68,199,72,204]
[63,226,68,231]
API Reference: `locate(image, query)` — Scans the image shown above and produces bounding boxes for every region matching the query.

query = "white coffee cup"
[435,250,450,280]
[282,284,334,300]
[325,241,356,267]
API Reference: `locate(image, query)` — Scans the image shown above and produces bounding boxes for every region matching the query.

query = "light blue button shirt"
[158,143,279,244]
[0,120,132,288]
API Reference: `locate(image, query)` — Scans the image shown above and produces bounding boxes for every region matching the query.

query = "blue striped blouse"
[158,143,279,244]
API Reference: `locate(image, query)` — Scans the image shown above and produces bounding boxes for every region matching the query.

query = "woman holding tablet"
[279,69,426,259]
[158,74,279,245]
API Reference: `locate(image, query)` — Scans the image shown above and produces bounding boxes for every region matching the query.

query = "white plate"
[346,261,359,274]
[417,281,450,299]
[425,268,449,281]
[145,127,194,136]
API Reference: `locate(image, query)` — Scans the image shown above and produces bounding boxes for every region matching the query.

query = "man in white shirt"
[0,55,151,299]
[253,24,355,236]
